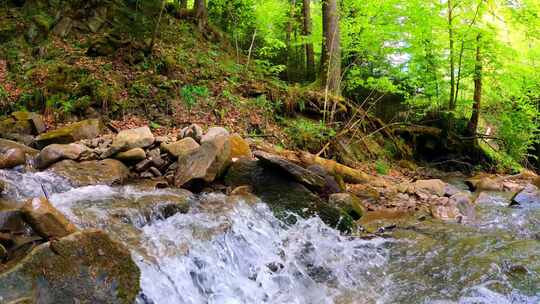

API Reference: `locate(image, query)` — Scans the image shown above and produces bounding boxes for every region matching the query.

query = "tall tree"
[467,34,482,136]
[321,0,341,95]
[194,0,208,30]
[447,0,456,111]
[302,0,315,80]
[179,0,187,10]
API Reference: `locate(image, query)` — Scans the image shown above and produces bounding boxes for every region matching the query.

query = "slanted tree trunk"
[320,0,341,95]
[302,0,315,80]
[194,0,207,30]
[148,0,167,54]
[467,34,482,136]
[447,0,456,111]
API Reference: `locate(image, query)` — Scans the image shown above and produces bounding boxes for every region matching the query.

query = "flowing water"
[1,169,539,304]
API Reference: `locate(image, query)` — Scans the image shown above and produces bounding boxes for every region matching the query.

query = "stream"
[1,168,539,304]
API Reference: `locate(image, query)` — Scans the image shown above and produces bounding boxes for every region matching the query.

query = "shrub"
[180,85,209,110]
[284,118,336,152]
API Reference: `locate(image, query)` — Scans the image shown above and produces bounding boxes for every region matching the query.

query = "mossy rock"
[224,159,355,233]
[0,230,140,304]
[35,119,102,148]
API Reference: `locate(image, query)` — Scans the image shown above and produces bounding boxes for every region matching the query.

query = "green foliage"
[180,85,209,110]
[284,118,336,152]
[375,160,390,175]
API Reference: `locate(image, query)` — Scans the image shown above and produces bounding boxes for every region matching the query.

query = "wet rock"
[179,123,203,143]
[329,193,366,220]
[149,167,162,177]
[115,148,146,163]
[0,148,26,169]
[254,151,326,192]
[0,208,29,233]
[35,143,87,169]
[35,119,102,149]
[0,139,38,157]
[430,199,460,221]
[414,179,446,196]
[135,159,153,173]
[0,230,140,304]
[307,164,342,194]
[512,184,540,206]
[161,137,200,158]
[465,177,503,192]
[229,134,252,159]
[110,126,154,154]
[0,180,4,195]
[224,159,355,233]
[21,197,77,239]
[174,128,231,187]
[50,159,130,186]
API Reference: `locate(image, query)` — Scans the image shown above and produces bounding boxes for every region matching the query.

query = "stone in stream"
[329,193,366,220]
[21,197,77,239]
[0,139,39,169]
[224,158,355,233]
[0,230,140,304]
[161,137,200,158]
[174,127,231,187]
[511,184,540,206]
[35,143,87,169]
[414,179,447,197]
[35,119,102,149]
[110,126,155,155]
[114,148,147,163]
[254,150,326,193]
[50,159,130,187]
[465,177,503,192]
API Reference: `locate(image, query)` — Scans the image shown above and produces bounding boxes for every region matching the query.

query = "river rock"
[179,123,203,143]
[229,134,252,159]
[0,230,140,304]
[35,119,102,149]
[414,179,447,196]
[161,137,200,158]
[466,177,503,192]
[430,197,460,221]
[224,158,354,232]
[35,143,87,169]
[21,197,77,239]
[0,139,38,157]
[0,148,26,169]
[174,128,231,187]
[115,148,147,162]
[512,184,540,206]
[11,111,46,134]
[328,193,366,220]
[110,126,155,153]
[254,151,326,192]
[50,159,130,186]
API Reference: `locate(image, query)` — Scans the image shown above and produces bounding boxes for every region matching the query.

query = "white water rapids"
[1,169,539,304]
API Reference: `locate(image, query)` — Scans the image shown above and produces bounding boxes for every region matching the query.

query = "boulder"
[21,197,77,239]
[224,159,354,233]
[229,134,252,159]
[50,159,130,187]
[115,148,147,163]
[35,119,101,149]
[0,148,26,169]
[465,177,503,192]
[174,128,231,187]
[0,230,140,304]
[110,126,154,154]
[512,184,540,206]
[328,193,366,220]
[11,111,46,134]
[35,143,87,169]
[414,179,447,197]
[179,124,203,143]
[254,150,326,192]
[161,137,200,158]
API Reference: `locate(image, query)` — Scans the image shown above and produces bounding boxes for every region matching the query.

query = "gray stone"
[161,137,200,158]
[35,119,102,149]
[50,159,130,187]
[179,124,203,143]
[512,184,540,206]
[110,126,154,154]
[115,148,146,162]
[36,143,87,169]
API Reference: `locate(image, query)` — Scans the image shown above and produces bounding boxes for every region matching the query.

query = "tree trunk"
[286,0,296,81]
[467,34,482,136]
[179,0,187,10]
[302,0,315,80]
[194,0,207,30]
[447,0,456,111]
[321,0,341,95]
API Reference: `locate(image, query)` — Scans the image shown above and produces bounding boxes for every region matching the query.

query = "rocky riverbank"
[1,114,539,303]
